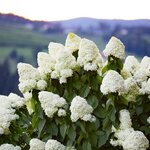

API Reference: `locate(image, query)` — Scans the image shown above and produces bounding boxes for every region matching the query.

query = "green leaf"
[87,95,99,109]
[140,126,150,135]
[60,124,68,139]
[32,114,38,128]
[90,76,99,91]
[102,65,108,74]
[102,117,111,130]
[136,106,143,116]
[94,106,106,118]
[97,131,107,147]
[77,122,87,134]
[94,119,100,129]
[81,74,87,83]
[77,132,84,144]
[89,133,97,147]
[82,141,92,150]
[51,122,58,136]
[106,98,114,111]
[38,119,46,138]
[80,85,90,98]
[67,127,76,141]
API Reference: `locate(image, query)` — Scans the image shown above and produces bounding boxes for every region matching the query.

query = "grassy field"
[0,23,106,65]
[0,24,51,47]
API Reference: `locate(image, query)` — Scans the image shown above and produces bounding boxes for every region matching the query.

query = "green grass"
[0,23,107,65]
[0,24,51,47]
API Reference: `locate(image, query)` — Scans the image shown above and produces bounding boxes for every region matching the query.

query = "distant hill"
[1,13,150,31]
[61,17,150,29]
[0,13,150,57]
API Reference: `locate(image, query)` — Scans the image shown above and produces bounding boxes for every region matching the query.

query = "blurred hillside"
[0,13,150,95]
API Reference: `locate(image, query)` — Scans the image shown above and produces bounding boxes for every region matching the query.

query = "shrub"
[0,33,150,150]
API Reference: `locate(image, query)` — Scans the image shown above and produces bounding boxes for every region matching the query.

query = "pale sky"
[0,0,150,21]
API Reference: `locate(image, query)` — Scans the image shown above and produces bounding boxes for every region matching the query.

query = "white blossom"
[65,32,81,53]
[140,56,150,72]
[17,63,40,82]
[37,80,47,91]
[48,42,65,59]
[134,69,148,85]
[147,116,150,124]
[123,77,140,102]
[122,131,149,150]
[0,95,22,135]
[51,48,77,84]
[8,93,25,107]
[121,69,132,79]
[17,63,41,94]
[119,109,132,130]
[134,56,150,85]
[100,70,126,95]
[70,96,95,122]
[110,109,149,150]
[38,91,67,118]
[103,36,125,59]
[37,52,55,75]
[77,38,103,71]
[123,56,139,75]
[57,109,67,117]
[0,144,21,150]
[23,92,32,101]
[45,139,65,150]
[29,138,45,150]
[140,79,150,95]
[18,79,37,93]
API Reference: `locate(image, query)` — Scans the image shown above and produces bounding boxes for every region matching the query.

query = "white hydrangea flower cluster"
[103,36,125,59]
[123,56,140,75]
[0,94,25,135]
[123,77,140,102]
[57,108,67,117]
[29,138,45,150]
[29,138,75,150]
[37,52,55,77]
[77,38,103,71]
[18,33,127,85]
[140,79,150,95]
[51,48,77,84]
[134,56,150,85]
[18,63,47,101]
[119,109,132,130]
[70,96,96,122]
[8,93,25,108]
[110,109,149,150]
[38,91,67,118]
[45,139,65,150]
[0,144,21,150]
[38,40,77,84]
[100,70,126,95]
[121,56,139,79]
[65,32,81,53]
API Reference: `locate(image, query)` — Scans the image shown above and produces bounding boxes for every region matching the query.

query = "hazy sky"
[0,0,150,21]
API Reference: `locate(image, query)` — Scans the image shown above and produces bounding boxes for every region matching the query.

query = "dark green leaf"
[67,127,76,141]
[38,119,46,138]
[87,95,99,109]
[60,124,68,139]
[97,131,107,147]
[80,85,90,98]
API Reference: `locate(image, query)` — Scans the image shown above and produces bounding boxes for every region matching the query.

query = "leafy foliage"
[0,37,149,150]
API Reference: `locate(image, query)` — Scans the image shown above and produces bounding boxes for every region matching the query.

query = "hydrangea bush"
[0,33,150,150]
